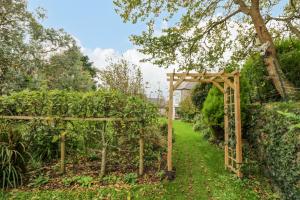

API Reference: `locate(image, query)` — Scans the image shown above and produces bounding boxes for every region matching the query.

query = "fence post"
[60,131,66,174]
[139,132,144,176]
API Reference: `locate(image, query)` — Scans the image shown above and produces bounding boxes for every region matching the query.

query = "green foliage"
[201,87,224,140]
[29,175,49,188]
[75,176,94,187]
[0,90,162,189]
[0,130,26,189]
[241,38,300,103]
[42,47,96,91]
[62,176,94,187]
[276,39,300,88]
[245,102,300,199]
[202,87,224,127]
[102,175,121,185]
[124,173,138,185]
[240,54,279,103]
[178,95,198,122]
[0,0,74,95]
[191,83,212,110]
[98,58,145,96]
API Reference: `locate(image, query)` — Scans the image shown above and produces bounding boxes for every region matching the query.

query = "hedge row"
[0,90,164,188]
[0,90,157,124]
[245,102,300,199]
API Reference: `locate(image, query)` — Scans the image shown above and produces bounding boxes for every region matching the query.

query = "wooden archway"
[167,71,243,178]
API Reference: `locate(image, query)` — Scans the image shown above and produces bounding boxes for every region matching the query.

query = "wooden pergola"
[167,71,243,178]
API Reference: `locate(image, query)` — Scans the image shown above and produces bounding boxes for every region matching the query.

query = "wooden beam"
[0,116,140,122]
[224,83,229,169]
[212,81,224,93]
[167,72,235,77]
[167,78,224,82]
[167,71,174,172]
[234,73,243,178]
[220,76,235,89]
[173,73,187,90]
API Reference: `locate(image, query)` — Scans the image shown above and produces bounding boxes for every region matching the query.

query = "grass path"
[162,120,259,200]
[5,120,269,200]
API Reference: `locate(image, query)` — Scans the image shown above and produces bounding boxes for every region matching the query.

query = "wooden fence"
[0,115,146,176]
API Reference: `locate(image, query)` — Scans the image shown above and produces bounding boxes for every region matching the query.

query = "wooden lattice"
[167,70,242,177]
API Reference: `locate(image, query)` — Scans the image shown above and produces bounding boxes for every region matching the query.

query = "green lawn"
[3,120,276,200]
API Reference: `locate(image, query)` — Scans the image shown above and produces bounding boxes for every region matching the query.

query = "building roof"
[176,82,197,90]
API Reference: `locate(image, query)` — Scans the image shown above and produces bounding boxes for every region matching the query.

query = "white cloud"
[81,46,170,98]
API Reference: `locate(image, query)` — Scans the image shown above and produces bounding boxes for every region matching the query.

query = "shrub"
[177,95,198,122]
[201,87,224,140]
[245,102,300,199]
[191,83,212,110]
[0,90,162,188]
[0,127,27,188]
[241,38,300,103]
[124,173,138,185]
[276,38,300,88]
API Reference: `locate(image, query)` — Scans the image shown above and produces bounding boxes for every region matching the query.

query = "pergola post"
[234,73,243,178]
[166,71,243,178]
[167,72,174,174]
[224,83,229,169]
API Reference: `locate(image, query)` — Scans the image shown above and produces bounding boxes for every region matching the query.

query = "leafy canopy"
[114,0,299,70]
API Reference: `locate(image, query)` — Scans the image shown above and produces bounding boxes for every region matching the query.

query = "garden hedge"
[245,102,300,199]
[0,90,165,188]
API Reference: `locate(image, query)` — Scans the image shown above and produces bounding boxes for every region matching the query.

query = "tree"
[267,0,300,39]
[191,83,212,110]
[114,0,299,99]
[0,0,73,94]
[98,58,145,96]
[42,46,95,91]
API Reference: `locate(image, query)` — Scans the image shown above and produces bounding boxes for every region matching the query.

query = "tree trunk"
[249,7,296,99]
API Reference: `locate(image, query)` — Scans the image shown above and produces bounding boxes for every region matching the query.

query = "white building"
[172,82,197,119]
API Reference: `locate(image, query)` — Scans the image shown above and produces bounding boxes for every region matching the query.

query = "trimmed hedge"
[0,90,164,188]
[245,102,300,199]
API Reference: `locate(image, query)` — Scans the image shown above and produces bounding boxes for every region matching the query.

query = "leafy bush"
[0,90,162,188]
[276,38,300,88]
[201,87,224,140]
[0,128,27,188]
[124,173,138,185]
[177,95,198,122]
[29,175,49,188]
[191,83,212,110]
[245,102,300,199]
[241,38,300,103]
[62,176,94,187]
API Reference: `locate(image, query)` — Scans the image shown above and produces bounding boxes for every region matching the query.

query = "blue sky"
[28,0,146,52]
[28,0,288,97]
[28,0,287,52]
